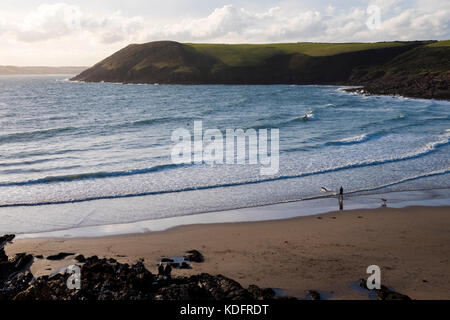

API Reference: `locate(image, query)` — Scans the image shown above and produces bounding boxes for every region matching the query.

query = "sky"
[0,0,448,66]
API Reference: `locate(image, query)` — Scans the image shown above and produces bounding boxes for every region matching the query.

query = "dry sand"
[5,205,450,299]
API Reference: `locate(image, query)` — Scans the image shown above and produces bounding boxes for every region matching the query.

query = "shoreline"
[6,205,450,299]
[70,79,450,101]
[343,86,450,101]
[12,188,450,239]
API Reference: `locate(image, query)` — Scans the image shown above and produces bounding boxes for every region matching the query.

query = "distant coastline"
[71,40,450,100]
[0,66,87,75]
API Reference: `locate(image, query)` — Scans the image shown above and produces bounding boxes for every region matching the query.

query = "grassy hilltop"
[72,40,450,99]
[187,42,411,65]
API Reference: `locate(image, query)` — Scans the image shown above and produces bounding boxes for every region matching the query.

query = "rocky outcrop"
[346,73,450,100]
[0,234,416,301]
[46,252,75,261]
[0,235,282,300]
[306,290,321,300]
[358,278,411,300]
[183,250,204,263]
[7,256,279,300]
[248,285,276,300]
[0,235,35,300]
[346,43,450,100]
[74,254,86,262]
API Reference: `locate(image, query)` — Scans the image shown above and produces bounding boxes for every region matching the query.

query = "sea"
[0,75,449,237]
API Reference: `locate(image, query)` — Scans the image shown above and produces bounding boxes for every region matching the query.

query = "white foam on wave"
[337,134,369,144]
[299,110,317,120]
[2,131,449,208]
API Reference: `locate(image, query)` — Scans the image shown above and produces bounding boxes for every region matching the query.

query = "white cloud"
[379,7,450,40]
[0,18,6,36]
[144,2,450,43]
[0,1,448,65]
[4,1,450,44]
[81,11,145,44]
[1,3,144,44]
[15,3,82,42]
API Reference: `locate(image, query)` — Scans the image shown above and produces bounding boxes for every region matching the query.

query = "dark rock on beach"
[248,285,276,300]
[46,252,75,261]
[0,234,16,263]
[2,271,34,300]
[184,250,204,263]
[1,235,33,282]
[0,235,278,300]
[0,249,7,264]
[74,254,86,263]
[359,277,369,290]
[180,273,255,300]
[375,287,411,300]
[306,290,321,300]
[0,234,15,248]
[159,250,203,270]
[0,234,415,301]
[0,235,35,300]
[358,278,411,300]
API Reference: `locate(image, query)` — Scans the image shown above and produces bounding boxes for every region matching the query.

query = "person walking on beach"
[338,186,344,210]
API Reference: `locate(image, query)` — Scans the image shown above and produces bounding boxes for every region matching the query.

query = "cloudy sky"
[0,0,448,66]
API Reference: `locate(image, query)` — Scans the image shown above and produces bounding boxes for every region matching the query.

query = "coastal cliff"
[72,40,450,100]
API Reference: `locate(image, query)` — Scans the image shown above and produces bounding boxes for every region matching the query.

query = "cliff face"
[72,41,221,84]
[347,44,450,100]
[71,40,450,99]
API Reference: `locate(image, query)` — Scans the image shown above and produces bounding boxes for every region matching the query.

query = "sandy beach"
[5,205,450,300]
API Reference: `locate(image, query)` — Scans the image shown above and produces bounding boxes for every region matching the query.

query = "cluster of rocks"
[0,235,281,300]
[184,249,204,263]
[0,235,35,300]
[358,278,411,300]
[158,249,205,270]
[1,234,412,300]
[346,73,450,100]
